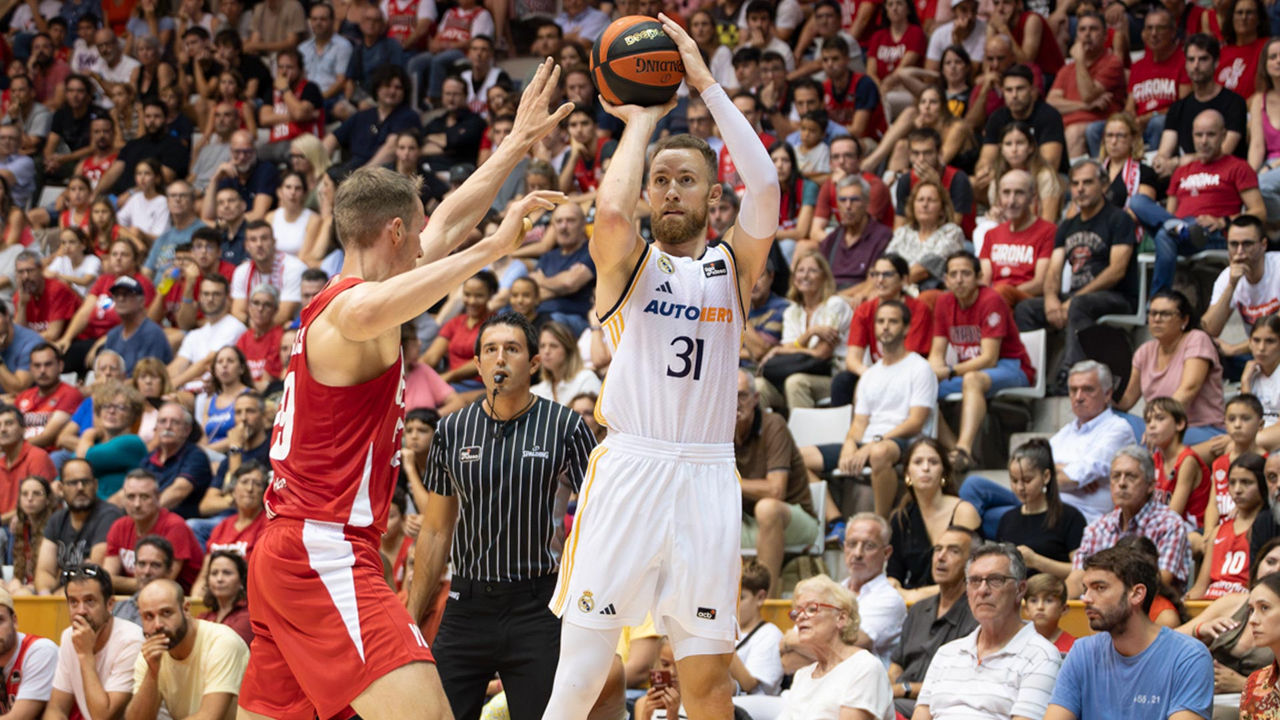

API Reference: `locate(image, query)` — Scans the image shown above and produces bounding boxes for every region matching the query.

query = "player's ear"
[707,180,722,205]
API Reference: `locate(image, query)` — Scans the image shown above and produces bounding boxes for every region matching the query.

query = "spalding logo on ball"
[590,16,686,107]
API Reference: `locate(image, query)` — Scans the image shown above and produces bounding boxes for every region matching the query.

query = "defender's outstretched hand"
[510,59,576,149]
[658,13,715,93]
[486,190,568,252]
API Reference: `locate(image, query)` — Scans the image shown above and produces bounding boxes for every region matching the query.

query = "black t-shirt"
[50,104,106,152]
[238,54,274,105]
[1105,162,1160,209]
[995,505,1086,569]
[983,99,1067,172]
[887,503,943,590]
[1165,88,1249,159]
[1054,203,1137,304]
[43,501,124,573]
[422,108,488,171]
[112,132,191,194]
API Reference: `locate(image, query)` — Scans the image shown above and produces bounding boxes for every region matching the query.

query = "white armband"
[699,83,780,239]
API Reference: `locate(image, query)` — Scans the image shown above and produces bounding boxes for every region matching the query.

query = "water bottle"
[157,265,181,295]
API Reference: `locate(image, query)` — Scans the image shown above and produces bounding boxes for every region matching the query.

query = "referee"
[407,311,597,720]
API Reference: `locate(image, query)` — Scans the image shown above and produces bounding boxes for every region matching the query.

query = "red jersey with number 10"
[265,277,406,539]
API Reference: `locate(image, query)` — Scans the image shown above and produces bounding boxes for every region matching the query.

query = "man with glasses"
[143,181,206,280]
[138,405,211,521]
[912,542,1061,720]
[1114,8,1189,152]
[210,130,278,223]
[1046,546,1212,720]
[1203,216,1277,359]
[1066,446,1193,598]
[885,526,976,717]
[87,29,138,106]
[44,564,143,720]
[733,369,819,598]
[34,461,123,594]
[97,276,172,376]
[818,514,906,666]
[811,175,891,305]
[807,135,892,240]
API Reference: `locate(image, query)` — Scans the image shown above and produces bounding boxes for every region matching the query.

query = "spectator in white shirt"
[229,221,303,326]
[1203,215,1279,358]
[730,561,784,696]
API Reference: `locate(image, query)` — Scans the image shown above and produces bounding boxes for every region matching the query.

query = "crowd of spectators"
[0,0,1271,715]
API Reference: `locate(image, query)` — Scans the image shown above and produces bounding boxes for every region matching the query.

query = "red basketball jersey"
[1206,517,1251,598]
[265,277,407,538]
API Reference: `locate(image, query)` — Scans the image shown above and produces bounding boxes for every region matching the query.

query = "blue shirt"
[1049,627,1212,719]
[2,323,42,372]
[144,219,207,275]
[140,442,211,519]
[216,162,279,210]
[102,319,173,374]
[70,397,94,433]
[535,242,595,318]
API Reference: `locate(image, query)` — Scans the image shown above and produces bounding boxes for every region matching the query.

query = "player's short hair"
[136,535,174,565]
[741,559,770,595]
[334,167,423,250]
[651,134,717,186]
[474,311,539,361]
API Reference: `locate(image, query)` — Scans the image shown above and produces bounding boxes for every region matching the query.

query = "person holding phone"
[635,640,685,720]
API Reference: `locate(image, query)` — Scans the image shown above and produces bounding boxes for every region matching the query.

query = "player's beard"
[652,204,709,246]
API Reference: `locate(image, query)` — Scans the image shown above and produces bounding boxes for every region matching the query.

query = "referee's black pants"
[432,574,561,720]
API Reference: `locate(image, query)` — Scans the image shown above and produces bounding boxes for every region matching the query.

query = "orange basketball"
[590,16,685,107]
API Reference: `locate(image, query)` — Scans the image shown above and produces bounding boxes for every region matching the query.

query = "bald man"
[126,580,248,720]
[978,169,1055,308]
[1129,109,1266,295]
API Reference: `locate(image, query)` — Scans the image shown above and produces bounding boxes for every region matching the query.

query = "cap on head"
[109,276,144,296]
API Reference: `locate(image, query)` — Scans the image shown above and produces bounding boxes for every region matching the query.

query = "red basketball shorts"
[239,518,433,720]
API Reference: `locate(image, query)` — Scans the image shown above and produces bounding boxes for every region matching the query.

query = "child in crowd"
[1210,394,1265,521]
[1024,573,1074,655]
[734,560,785,696]
[1189,453,1275,600]
[634,638,685,720]
[796,110,832,183]
[1145,397,1211,532]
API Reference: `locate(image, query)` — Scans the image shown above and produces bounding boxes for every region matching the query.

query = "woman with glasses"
[1118,290,1226,444]
[775,574,893,720]
[76,380,147,502]
[1099,113,1158,220]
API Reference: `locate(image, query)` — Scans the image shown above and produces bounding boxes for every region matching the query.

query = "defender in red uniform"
[236,59,570,720]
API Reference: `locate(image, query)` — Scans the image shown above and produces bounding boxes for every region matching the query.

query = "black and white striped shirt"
[425,396,597,582]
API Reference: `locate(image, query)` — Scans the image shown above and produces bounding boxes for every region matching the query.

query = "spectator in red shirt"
[866,0,927,120]
[13,251,80,343]
[929,251,1034,472]
[234,284,284,388]
[1045,12,1125,158]
[13,344,82,450]
[986,0,1063,78]
[198,549,253,646]
[809,135,893,238]
[829,253,933,405]
[0,404,54,521]
[1216,0,1269,103]
[1130,109,1266,295]
[979,169,1055,308]
[1114,8,1190,153]
[421,270,497,395]
[820,36,887,139]
[104,469,205,592]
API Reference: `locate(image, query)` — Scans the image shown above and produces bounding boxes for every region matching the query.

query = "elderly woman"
[76,380,148,502]
[198,549,253,646]
[757,251,853,413]
[884,180,964,307]
[1118,290,1225,444]
[777,574,893,720]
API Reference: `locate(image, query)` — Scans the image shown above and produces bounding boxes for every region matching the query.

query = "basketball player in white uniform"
[541,16,780,720]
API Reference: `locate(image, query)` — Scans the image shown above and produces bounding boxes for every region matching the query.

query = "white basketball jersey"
[595,242,745,444]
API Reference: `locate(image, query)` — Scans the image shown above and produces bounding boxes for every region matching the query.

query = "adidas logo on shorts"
[599,604,617,616]
[655,281,673,293]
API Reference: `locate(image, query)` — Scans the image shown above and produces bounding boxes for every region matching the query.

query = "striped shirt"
[917,622,1062,719]
[425,396,596,582]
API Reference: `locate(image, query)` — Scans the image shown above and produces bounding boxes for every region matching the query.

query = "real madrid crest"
[657,255,675,274]
[578,591,595,613]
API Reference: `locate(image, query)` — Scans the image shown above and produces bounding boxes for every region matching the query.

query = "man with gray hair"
[1066,445,1193,597]
[841,512,906,665]
[912,542,1061,720]
[138,403,210,521]
[809,173,891,305]
[959,359,1135,528]
[1014,159,1137,395]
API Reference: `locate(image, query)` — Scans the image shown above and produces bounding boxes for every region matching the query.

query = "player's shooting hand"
[141,635,168,674]
[658,13,715,93]
[600,93,677,124]
[509,59,574,149]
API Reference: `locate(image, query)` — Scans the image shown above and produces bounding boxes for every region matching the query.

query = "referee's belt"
[449,574,559,599]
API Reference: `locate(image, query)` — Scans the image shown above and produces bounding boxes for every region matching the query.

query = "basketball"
[590,16,685,107]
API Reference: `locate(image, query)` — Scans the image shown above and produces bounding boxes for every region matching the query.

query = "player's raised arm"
[418,59,574,265]
[659,13,779,286]
[334,189,566,343]
[591,97,676,279]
